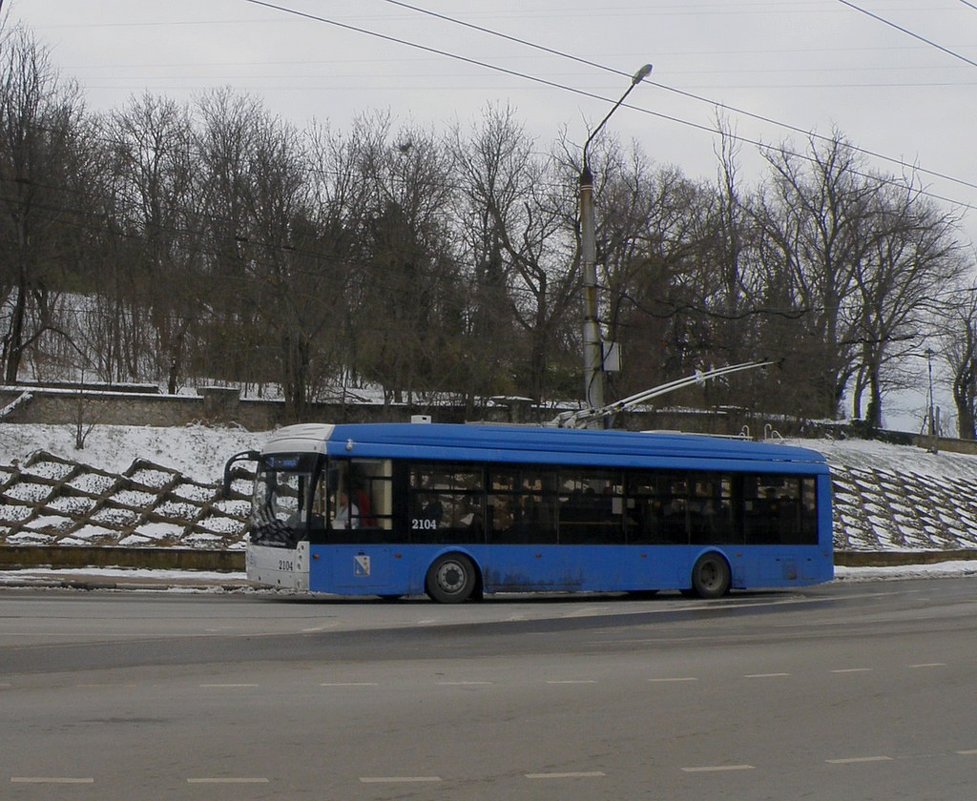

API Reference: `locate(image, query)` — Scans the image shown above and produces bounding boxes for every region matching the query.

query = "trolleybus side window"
[626,470,668,544]
[557,469,624,544]
[742,475,818,545]
[316,459,393,534]
[486,466,557,545]
[688,473,737,545]
[408,463,485,543]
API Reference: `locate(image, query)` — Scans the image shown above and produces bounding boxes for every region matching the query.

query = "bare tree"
[244,110,320,420]
[304,117,377,400]
[755,132,878,419]
[350,114,460,405]
[595,152,712,394]
[448,104,528,403]
[192,88,265,385]
[943,276,977,440]
[492,141,577,405]
[851,180,964,428]
[0,28,88,382]
[108,92,202,393]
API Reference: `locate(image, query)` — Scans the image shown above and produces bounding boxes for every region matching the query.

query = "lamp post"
[925,347,940,453]
[579,64,652,417]
[926,348,935,436]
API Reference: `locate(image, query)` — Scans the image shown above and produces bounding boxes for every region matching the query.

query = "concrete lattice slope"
[0,451,252,549]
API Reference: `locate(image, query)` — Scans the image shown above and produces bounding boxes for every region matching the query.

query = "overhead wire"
[836,0,977,70]
[376,0,977,195]
[21,2,977,200]
[239,0,977,213]
[231,0,977,216]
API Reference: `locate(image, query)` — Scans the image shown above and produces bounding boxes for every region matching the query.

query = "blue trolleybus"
[224,421,833,602]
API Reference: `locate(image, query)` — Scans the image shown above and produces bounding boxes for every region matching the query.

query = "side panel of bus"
[304,541,831,597]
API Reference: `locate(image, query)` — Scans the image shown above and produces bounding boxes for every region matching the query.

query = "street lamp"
[579,64,652,417]
[925,346,940,452]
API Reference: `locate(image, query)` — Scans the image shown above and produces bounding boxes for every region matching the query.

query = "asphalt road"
[2,579,976,800]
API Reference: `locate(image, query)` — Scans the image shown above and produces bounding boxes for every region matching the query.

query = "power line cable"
[377,0,977,195]
[241,0,977,212]
[837,0,977,70]
[20,2,977,210]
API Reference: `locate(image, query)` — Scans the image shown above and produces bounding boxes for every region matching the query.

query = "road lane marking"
[436,681,493,686]
[187,778,269,784]
[909,663,946,669]
[546,680,597,684]
[831,668,873,673]
[320,682,379,687]
[744,673,791,678]
[648,677,698,683]
[525,771,606,779]
[11,777,95,784]
[956,750,977,755]
[76,682,136,688]
[681,765,755,773]
[826,756,893,764]
[199,683,258,688]
[359,776,442,783]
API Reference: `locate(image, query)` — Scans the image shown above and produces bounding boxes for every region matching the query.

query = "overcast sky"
[7,1,976,219]
[5,0,977,430]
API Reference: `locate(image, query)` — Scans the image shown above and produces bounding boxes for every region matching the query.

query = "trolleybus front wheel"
[426,553,477,603]
[690,552,731,599]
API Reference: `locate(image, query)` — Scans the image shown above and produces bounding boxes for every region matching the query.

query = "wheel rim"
[436,561,466,594]
[699,560,721,591]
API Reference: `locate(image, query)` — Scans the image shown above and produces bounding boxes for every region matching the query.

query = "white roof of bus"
[261,423,334,455]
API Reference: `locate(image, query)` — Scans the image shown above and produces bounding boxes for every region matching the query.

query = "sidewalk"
[0,567,252,592]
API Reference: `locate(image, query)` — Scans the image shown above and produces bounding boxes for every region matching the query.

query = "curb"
[833,549,977,567]
[0,545,244,572]
[0,575,254,592]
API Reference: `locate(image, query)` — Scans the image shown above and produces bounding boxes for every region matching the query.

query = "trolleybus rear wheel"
[691,552,731,599]
[426,553,477,603]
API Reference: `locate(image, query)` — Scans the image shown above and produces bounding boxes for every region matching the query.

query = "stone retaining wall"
[0,386,474,430]
[1,383,851,436]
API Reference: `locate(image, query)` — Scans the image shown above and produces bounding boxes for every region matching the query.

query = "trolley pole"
[579,64,652,418]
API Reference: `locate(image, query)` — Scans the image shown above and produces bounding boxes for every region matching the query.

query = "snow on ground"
[835,561,977,581]
[0,422,262,483]
[790,436,977,481]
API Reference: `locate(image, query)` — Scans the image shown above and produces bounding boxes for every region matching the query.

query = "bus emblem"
[354,555,371,577]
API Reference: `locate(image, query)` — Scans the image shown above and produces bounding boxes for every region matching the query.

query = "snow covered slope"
[794,438,977,551]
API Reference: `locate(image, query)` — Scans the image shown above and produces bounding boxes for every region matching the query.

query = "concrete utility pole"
[579,64,652,417]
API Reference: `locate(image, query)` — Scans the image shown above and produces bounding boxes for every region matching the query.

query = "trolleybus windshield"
[251,453,320,546]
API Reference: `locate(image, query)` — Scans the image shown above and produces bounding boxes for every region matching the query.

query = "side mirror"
[221,450,259,498]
